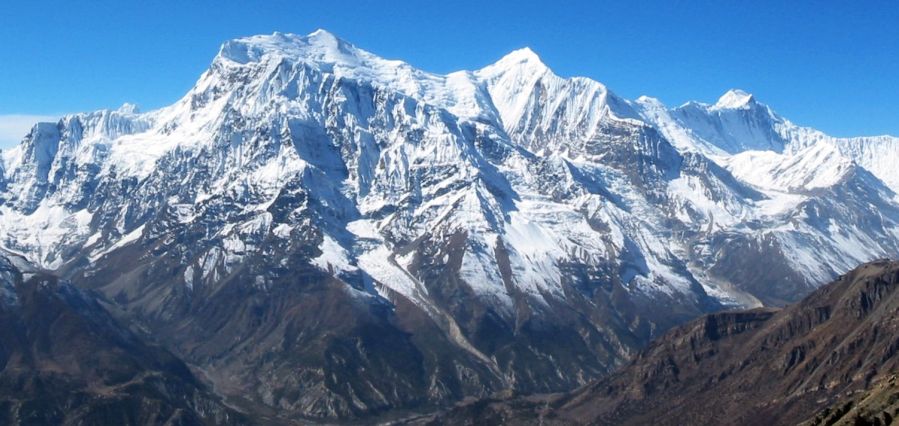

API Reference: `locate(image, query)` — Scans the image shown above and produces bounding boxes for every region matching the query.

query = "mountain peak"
[306,28,337,39]
[504,47,542,63]
[712,89,756,110]
[301,28,348,50]
[481,47,550,76]
[216,29,357,65]
[117,102,140,114]
[636,95,665,107]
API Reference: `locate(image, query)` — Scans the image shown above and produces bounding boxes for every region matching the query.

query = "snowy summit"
[2,31,899,419]
[712,89,756,110]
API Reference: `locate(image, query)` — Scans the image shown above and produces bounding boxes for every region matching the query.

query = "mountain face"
[427,259,899,425]
[0,251,241,425]
[1,30,898,420]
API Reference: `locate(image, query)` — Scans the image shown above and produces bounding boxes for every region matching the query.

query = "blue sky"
[1,0,897,146]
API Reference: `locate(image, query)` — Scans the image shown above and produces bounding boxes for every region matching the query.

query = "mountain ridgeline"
[1,30,899,422]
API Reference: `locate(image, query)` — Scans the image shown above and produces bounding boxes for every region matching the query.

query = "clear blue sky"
[1,0,897,146]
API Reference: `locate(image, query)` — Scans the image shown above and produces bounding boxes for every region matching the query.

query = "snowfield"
[2,29,899,316]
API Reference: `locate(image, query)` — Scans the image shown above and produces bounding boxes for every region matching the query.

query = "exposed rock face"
[0,252,242,425]
[425,260,899,425]
[2,30,899,421]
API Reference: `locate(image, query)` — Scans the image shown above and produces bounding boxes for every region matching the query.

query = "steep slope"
[802,374,899,426]
[635,89,899,194]
[429,260,899,425]
[669,89,789,154]
[1,30,899,420]
[0,31,680,419]
[0,251,241,425]
[634,90,899,304]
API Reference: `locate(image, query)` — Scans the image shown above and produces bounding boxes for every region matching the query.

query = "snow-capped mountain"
[1,30,898,420]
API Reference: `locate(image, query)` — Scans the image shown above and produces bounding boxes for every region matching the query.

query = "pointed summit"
[503,47,542,63]
[302,28,346,48]
[306,28,336,38]
[478,47,552,79]
[494,47,548,70]
[713,89,756,110]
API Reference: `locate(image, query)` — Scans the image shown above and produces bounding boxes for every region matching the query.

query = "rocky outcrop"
[425,259,899,425]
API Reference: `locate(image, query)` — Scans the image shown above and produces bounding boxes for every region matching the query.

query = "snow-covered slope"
[1,30,898,420]
[721,142,854,191]
[634,89,899,194]
[664,89,789,155]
